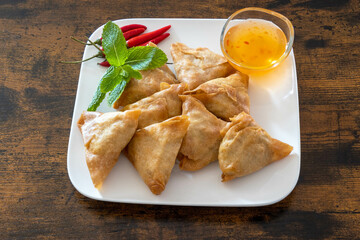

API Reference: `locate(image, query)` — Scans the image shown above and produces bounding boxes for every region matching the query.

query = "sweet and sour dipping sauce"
[224,19,287,70]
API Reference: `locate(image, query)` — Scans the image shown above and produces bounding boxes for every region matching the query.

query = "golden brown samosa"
[179,95,226,171]
[170,42,235,90]
[126,115,190,195]
[184,72,250,120]
[122,83,187,128]
[77,110,141,189]
[219,112,293,181]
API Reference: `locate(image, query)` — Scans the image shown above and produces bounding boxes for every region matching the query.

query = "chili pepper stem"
[71,36,103,46]
[70,36,92,45]
[59,52,103,64]
[86,37,103,52]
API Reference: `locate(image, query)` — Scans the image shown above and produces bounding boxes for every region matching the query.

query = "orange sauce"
[224,19,287,70]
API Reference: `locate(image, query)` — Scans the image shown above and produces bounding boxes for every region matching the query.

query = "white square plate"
[67,18,300,206]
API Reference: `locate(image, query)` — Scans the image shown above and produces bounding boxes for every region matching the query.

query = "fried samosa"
[122,83,187,128]
[77,109,141,189]
[179,95,226,171]
[113,61,176,109]
[219,112,293,181]
[170,42,235,90]
[184,72,250,120]
[126,115,190,195]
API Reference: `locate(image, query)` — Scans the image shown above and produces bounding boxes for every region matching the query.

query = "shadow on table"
[73,183,338,239]
[75,189,295,224]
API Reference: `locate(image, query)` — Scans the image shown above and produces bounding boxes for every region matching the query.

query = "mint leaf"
[99,66,123,93]
[85,21,170,111]
[122,65,142,80]
[107,78,130,107]
[87,85,106,111]
[102,21,128,67]
[124,46,167,70]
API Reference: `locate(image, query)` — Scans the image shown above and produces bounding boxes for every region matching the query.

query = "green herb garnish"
[87,21,168,111]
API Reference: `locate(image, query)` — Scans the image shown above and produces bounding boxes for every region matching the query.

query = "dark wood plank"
[1,0,359,239]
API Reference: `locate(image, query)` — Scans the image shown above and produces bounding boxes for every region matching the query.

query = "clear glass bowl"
[220,7,294,72]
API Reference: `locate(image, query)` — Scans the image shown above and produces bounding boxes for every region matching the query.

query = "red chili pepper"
[98,60,111,67]
[93,24,147,45]
[120,24,147,33]
[126,25,171,48]
[123,28,146,40]
[138,33,170,46]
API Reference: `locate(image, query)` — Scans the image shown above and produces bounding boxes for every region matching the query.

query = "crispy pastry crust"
[126,115,190,195]
[179,95,226,171]
[219,112,293,181]
[123,83,188,128]
[78,110,141,188]
[171,42,236,90]
[184,72,250,120]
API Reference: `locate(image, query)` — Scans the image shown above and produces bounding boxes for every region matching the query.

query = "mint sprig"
[87,21,168,111]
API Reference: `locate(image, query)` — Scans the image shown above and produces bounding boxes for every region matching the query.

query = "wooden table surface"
[1,0,359,239]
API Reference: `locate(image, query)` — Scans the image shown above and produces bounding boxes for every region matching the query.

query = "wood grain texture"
[1,0,359,239]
